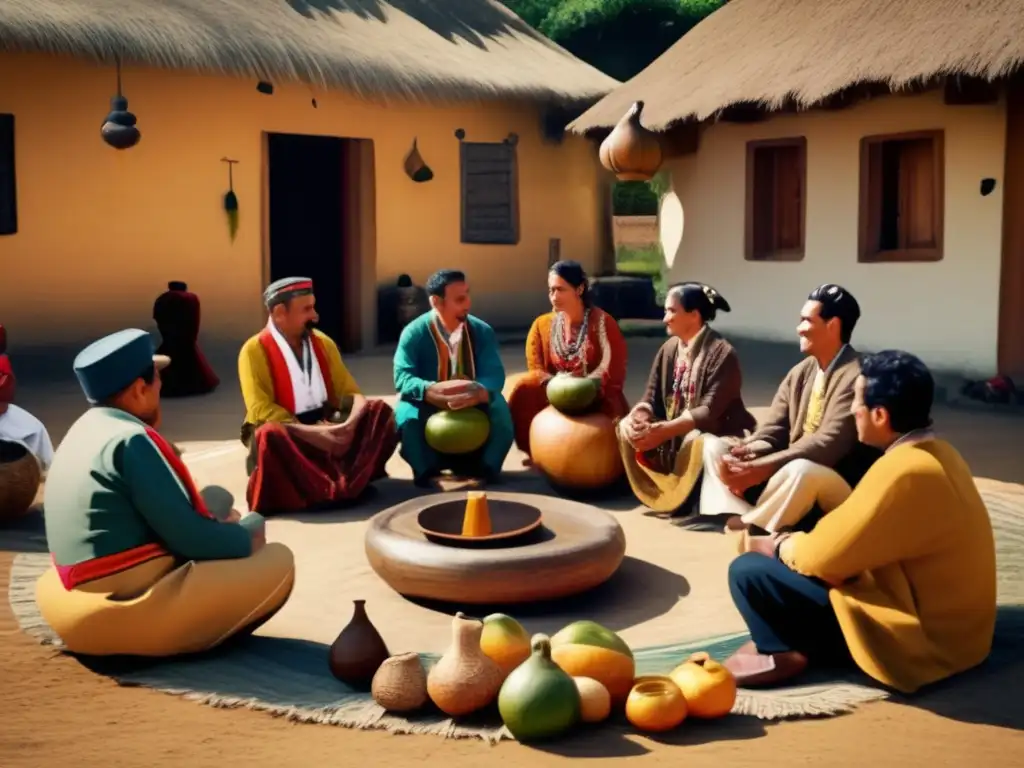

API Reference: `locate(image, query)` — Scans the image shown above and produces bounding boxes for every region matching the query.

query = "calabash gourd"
[480,613,532,678]
[668,652,737,719]
[549,620,635,704]
[498,634,581,741]
[625,678,688,732]
[598,101,663,182]
[545,373,599,415]
[425,408,490,455]
[528,408,624,491]
[427,612,504,717]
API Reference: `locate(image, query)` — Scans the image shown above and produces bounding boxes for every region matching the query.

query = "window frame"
[744,136,808,262]
[0,113,17,237]
[857,129,945,263]
[459,139,520,246]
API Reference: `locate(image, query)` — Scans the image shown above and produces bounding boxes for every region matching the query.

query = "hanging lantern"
[598,101,663,181]
[101,56,141,150]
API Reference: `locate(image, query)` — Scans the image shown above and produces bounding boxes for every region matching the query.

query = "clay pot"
[427,612,505,717]
[625,678,688,732]
[598,101,663,181]
[0,441,41,522]
[328,599,390,689]
[529,407,624,490]
[372,652,429,713]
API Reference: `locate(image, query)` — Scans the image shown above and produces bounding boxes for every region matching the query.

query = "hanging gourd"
[100,55,141,150]
[403,138,434,183]
[221,157,240,242]
[598,101,663,181]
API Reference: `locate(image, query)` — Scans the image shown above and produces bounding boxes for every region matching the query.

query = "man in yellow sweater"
[724,350,997,693]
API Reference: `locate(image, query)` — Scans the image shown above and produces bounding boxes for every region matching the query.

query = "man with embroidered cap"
[35,328,295,657]
[239,276,398,514]
[697,284,882,548]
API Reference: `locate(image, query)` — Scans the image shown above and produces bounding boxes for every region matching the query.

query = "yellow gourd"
[668,651,737,719]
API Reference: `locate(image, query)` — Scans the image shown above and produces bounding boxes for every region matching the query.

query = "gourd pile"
[370,612,738,743]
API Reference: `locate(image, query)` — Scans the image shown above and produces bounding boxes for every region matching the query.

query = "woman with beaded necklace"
[508,260,629,462]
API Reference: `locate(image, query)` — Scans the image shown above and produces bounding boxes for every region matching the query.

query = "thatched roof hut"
[0,0,618,106]
[570,0,1024,132]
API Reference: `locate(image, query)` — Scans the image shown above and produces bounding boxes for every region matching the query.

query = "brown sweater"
[641,328,756,438]
[747,345,881,485]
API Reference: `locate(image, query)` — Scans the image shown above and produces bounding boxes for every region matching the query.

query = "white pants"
[698,435,853,532]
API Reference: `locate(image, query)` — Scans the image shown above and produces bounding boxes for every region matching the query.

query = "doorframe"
[998,75,1024,378]
[259,132,378,353]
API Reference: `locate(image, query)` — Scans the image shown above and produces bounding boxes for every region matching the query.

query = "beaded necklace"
[667,339,697,420]
[551,309,590,375]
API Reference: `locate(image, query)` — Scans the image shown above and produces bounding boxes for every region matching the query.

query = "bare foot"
[432,475,484,492]
[724,515,747,532]
[724,648,809,687]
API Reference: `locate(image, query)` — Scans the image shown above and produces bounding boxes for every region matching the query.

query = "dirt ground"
[3,338,1024,766]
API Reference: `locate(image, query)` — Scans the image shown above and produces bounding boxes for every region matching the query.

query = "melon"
[545,373,599,415]
[550,621,635,704]
[424,408,490,455]
[481,613,532,677]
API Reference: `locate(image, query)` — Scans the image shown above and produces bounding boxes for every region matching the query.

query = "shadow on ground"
[404,555,690,636]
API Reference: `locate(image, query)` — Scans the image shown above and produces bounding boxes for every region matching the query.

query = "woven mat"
[8,474,1024,742]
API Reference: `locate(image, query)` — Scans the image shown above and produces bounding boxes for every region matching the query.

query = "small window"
[859,131,944,262]
[745,137,806,261]
[460,141,519,245]
[0,114,16,236]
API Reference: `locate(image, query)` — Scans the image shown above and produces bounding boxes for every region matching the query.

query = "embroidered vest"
[428,318,477,381]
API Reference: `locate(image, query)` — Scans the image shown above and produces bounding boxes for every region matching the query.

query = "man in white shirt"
[0,347,54,472]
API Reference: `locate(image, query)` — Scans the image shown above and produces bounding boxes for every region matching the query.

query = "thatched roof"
[570,0,1024,132]
[0,0,618,106]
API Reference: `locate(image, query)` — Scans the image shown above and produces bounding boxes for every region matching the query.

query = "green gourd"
[498,633,581,742]
[545,373,598,415]
[424,408,490,455]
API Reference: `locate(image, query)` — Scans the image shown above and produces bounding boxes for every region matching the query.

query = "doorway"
[999,78,1024,378]
[266,133,349,349]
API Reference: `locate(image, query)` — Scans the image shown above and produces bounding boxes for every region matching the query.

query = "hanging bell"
[101,95,141,150]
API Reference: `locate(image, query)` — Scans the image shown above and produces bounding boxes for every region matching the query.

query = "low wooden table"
[364,491,626,604]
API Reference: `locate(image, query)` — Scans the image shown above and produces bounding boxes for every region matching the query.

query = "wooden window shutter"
[898,138,937,249]
[773,145,803,250]
[460,141,519,245]
[0,114,16,236]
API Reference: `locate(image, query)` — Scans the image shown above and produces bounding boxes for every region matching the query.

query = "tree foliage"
[503,0,723,81]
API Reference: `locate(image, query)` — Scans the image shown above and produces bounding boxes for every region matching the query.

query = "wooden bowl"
[416,499,542,545]
[365,491,626,605]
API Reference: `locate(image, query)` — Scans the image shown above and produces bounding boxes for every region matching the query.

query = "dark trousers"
[728,553,852,665]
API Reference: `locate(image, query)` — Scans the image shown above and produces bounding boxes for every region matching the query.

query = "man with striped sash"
[239,277,398,514]
[393,269,514,488]
[35,329,295,656]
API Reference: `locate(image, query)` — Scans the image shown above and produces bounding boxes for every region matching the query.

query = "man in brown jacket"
[698,284,881,537]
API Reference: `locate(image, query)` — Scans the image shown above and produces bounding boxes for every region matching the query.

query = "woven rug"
[8,484,1024,742]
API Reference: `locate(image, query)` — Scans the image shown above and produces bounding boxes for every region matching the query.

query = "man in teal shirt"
[36,329,295,657]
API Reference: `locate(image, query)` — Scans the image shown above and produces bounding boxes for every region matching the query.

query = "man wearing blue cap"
[34,329,295,657]
[239,277,398,513]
